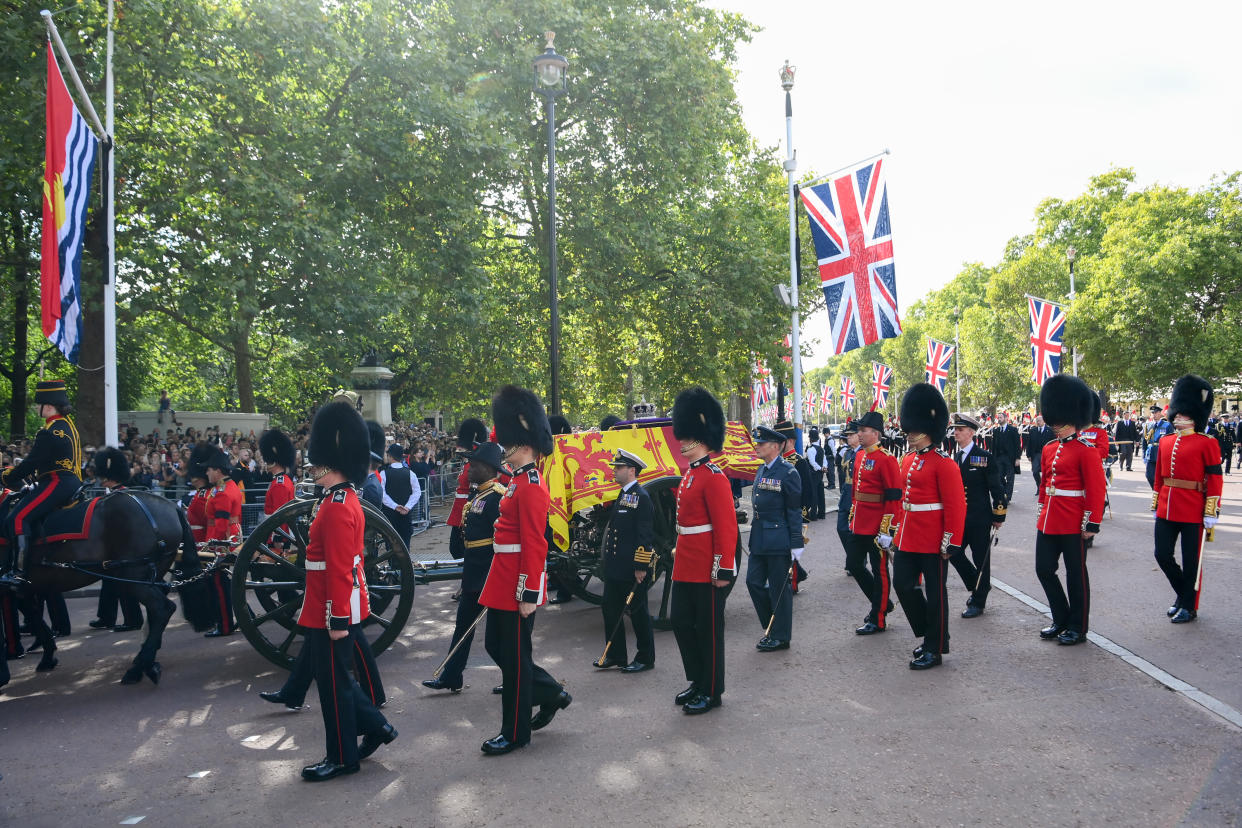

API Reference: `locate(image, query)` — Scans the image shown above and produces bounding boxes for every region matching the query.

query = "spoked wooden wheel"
[232,497,415,669]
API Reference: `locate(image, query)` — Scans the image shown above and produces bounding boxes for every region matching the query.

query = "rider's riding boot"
[0,536,31,588]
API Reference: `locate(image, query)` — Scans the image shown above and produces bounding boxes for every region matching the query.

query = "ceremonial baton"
[432,606,488,678]
[764,565,796,637]
[595,554,659,667]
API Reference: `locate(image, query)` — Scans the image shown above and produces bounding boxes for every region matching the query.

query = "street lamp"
[534,31,569,415]
[1066,245,1079,376]
[780,59,803,439]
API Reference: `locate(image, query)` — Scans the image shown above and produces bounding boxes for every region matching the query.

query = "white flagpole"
[780,62,803,443]
[103,0,117,447]
[40,11,106,139]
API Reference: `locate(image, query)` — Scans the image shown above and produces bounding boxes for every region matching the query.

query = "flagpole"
[800,148,892,191]
[40,11,107,141]
[954,322,961,412]
[780,61,803,444]
[103,0,118,447]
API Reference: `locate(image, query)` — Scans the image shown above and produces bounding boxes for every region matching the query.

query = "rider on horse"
[0,379,83,589]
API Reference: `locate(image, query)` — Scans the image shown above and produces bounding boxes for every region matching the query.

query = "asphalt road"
[1,465,1239,827]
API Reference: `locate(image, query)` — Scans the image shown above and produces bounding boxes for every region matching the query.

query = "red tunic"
[186,489,209,544]
[1154,431,1223,523]
[892,448,966,554]
[480,463,549,611]
[1080,426,1110,461]
[263,472,296,517]
[1037,435,1107,534]
[671,457,738,583]
[447,463,471,528]
[849,444,902,535]
[205,478,243,542]
[297,484,369,630]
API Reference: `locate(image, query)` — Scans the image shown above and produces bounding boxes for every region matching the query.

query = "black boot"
[0,536,31,588]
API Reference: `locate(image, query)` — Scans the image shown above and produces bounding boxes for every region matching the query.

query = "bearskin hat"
[671,387,725,452]
[1089,391,1104,424]
[258,429,296,470]
[455,418,488,451]
[366,420,387,463]
[492,385,554,456]
[187,441,214,481]
[1169,374,1213,432]
[1039,374,1093,429]
[599,415,622,431]
[899,382,949,438]
[205,448,233,473]
[548,414,572,436]
[94,446,130,486]
[307,399,371,486]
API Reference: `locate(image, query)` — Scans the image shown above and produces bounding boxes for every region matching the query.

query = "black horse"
[0,488,203,684]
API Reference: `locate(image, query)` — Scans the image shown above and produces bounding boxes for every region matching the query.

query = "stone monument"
[350,349,395,426]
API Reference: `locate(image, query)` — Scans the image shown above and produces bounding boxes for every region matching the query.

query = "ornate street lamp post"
[534,32,569,415]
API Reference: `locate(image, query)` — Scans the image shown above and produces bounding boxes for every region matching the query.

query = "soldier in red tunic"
[479,386,570,755]
[888,384,966,669]
[202,449,243,638]
[259,428,297,530]
[1034,375,1107,646]
[848,410,902,635]
[669,387,738,715]
[298,401,396,781]
[448,419,489,562]
[1152,375,1223,623]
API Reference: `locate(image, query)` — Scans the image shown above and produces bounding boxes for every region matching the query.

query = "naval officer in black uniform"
[948,412,1007,618]
[747,425,803,651]
[595,449,657,672]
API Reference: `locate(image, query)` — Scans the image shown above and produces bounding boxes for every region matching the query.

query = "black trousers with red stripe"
[893,549,949,654]
[1035,531,1090,634]
[1154,517,1204,611]
[280,626,385,707]
[305,626,389,766]
[3,472,77,540]
[846,534,891,626]
[1,593,20,659]
[671,581,727,698]
[484,608,561,747]
[208,567,234,633]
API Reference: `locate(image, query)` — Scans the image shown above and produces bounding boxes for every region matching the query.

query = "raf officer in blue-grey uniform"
[747,425,804,652]
[595,449,657,672]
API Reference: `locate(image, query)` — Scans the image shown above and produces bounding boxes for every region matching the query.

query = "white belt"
[455,493,469,499]
[902,502,943,512]
[676,523,712,535]
[305,560,326,570]
[1046,487,1085,497]
[494,543,521,553]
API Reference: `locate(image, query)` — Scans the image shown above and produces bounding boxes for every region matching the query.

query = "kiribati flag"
[42,45,98,365]
[799,157,902,356]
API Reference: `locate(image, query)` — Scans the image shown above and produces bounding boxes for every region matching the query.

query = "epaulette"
[1077,434,1096,446]
[331,489,348,503]
[707,462,724,474]
[526,468,541,484]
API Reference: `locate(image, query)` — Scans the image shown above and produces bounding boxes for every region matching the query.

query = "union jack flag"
[799,156,902,356]
[870,362,893,411]
[820,382,833,414]
[804,388,818,415]
[840,376,855,411]
[1028,296,1066,384]
[925,338,955,392]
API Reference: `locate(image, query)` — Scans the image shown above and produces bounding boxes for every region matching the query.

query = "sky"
[705,0,1242,368]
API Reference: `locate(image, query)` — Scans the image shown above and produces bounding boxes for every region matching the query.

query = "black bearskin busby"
[899,382,949,438]
[94,446,130,486]
[548,414,572,436]
[671,387,725,452]
[456,418,488,451]
[205,448,233,473]
[599,415,622,431]
[187,441,214,482]
[307,400,371,486]
[258,429,296,471]
[492,385,554,456]
[1169,374,1213,433]
[1090,391,1103,425]
[366,420,387,464]
[1039,374,1093,430]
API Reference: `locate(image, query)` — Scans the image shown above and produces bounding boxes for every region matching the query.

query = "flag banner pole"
[103,0,118,446]
[40,11,108,144]
[1023,292,1064,309]
[800,148,891,191]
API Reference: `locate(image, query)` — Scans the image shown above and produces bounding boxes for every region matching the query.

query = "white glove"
[791,548,804,562]
[875,533,893,550]
[1204,516,1218,529]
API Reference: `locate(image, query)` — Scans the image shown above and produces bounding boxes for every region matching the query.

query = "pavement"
[1,464,1240,826]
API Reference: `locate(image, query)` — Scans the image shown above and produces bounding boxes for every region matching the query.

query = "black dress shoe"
[855,622,885,635]
[530,690,572,731]
[909,651,942,670]
[1166,605,1179,618]
[259,690,308,711]
[1039,624,1065,640]
[89,618,114,629]
[913,645,925,657]
[683,694,722,715]
[481,734,526,755]
[1170,608,1197,624]
[359,724,398,759]
[961,605,984,619]
[204,626,234,638]
[492,684,503,695]
[421,678,463,693]
[619,661,653,673]
[594,657,621,669]
[757,639,790,652]
[755,636,773,649]
[548,595,574,605]
[112,623,143,633]
[675,683,699,705]
[1057,630,1086,645]
[301,758,359,781]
